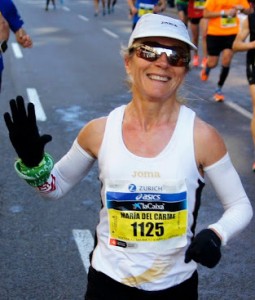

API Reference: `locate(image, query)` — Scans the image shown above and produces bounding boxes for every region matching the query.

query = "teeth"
[149,75,168,82]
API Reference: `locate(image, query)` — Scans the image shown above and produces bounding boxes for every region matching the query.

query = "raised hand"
[3,95,52,168]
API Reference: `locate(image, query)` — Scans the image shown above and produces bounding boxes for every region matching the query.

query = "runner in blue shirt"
[127,0,166,29]
[0,0,32,92]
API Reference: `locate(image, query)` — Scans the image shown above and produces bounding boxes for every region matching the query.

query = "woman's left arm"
[204,154,253,245]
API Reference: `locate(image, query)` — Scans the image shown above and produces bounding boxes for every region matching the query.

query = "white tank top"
[92,104,205,291]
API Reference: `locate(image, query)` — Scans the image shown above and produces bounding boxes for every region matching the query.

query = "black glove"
[3,95,52,168]
[185,229,221,268]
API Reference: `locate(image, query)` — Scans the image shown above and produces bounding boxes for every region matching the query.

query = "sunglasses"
[130,43,190,67]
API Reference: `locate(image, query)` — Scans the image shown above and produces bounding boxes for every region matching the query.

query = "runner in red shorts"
[188,0,208,68]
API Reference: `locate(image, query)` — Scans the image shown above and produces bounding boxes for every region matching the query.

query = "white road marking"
[26,88,47,121]
[11,43,23,59]
[225,101,253,120]
[62,6,70,11]
[73,229,94,273]
[102,28,119,39]
[187,88,253,120]
[78,15,89,21]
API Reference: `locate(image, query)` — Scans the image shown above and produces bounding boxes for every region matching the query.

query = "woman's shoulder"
[194,116,227,168]
[77,117,107,158]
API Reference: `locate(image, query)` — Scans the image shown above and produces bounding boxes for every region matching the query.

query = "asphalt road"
[0,1,254,299]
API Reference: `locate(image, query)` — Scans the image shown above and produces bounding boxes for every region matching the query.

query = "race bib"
[220,16,237,28]
[194,0,206,9]
[138,3,154,17]
[106,179,188,252]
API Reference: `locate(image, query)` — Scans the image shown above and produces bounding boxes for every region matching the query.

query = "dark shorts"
[247,51,255,85]
[85,266,198,300]
[206,34,236,56]
[189,17,202,25]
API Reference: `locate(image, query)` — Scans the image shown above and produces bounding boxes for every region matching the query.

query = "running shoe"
[200,68,208,81]
[252,162,255,172]
[213,89,225,102]
[192,55,199,67]
[201,57,208,69]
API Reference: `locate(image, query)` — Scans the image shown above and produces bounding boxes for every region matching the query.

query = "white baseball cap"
[128,13,197,50]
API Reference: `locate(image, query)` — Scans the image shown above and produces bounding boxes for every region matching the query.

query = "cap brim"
[129,32,197,50]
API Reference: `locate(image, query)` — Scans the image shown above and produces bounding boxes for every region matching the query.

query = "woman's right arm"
[37,117,107,199]
[36,139,96,199]
[4,96,105,200]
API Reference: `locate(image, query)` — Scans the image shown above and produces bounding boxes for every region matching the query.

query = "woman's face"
[125,37,189,103]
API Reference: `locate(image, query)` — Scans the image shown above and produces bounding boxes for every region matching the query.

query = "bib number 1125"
[131,222,164,237]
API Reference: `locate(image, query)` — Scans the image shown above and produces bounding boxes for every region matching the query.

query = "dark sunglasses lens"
[136,47,157,61]
[167,52,186,67]
[167,52,180,66]
[163,48,190,67]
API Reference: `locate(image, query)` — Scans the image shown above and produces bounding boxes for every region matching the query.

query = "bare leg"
[101,0,106,15]
[178,10,188,26]
[249,84,255,170]
[189,21,199,66]
[200,18,208,59]
[94,0,99,16]
[249,84,255,146]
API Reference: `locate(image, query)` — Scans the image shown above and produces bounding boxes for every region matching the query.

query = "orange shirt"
[204,0,250,35]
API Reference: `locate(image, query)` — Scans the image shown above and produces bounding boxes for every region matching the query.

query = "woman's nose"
[155,52,169,67]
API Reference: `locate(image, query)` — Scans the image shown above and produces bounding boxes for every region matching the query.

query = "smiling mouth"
[148,74,169,82]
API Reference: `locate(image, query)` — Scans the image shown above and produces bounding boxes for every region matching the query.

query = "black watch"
[0,40,8,53]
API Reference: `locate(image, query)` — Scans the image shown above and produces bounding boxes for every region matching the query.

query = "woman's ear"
[124,55,131,75]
